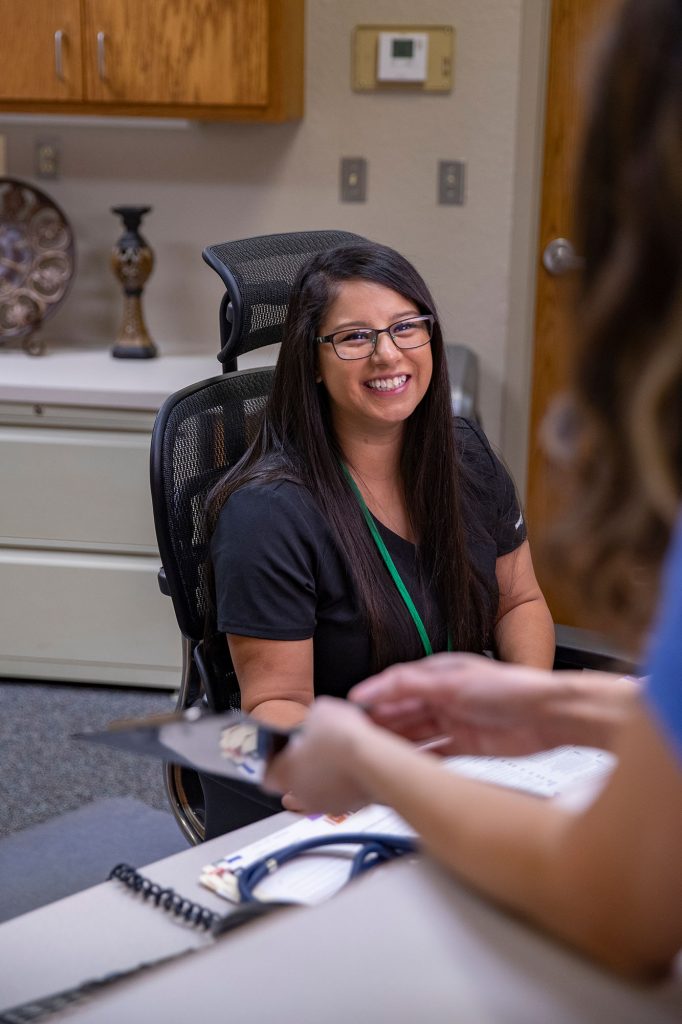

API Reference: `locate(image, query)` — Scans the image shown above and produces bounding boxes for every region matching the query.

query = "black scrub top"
[211,418,526,696]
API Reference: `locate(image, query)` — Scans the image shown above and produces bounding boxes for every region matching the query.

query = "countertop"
[0,345,277,411]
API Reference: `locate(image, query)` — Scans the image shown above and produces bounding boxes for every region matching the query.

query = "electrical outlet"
[438,160,465,205]
[340,157,367,202]
[36,140,60,179]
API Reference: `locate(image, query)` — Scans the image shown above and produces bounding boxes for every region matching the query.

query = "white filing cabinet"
[0,399,182,687]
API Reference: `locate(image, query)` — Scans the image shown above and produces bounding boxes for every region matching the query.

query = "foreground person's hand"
[264,697,385,815]
[350,653,638,755]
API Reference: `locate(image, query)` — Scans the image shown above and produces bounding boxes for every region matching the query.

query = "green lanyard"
[341,462,451,658]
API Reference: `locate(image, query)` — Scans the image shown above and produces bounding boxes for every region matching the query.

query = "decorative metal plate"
[0,177,76,346]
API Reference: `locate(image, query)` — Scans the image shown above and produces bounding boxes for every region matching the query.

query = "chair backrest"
[151,367,275,647]
[202,229,365,369]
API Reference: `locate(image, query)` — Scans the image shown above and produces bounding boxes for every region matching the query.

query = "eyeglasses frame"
[315,314,436,360]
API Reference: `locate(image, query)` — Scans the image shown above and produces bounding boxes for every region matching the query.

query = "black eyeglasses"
[316,314,435,361]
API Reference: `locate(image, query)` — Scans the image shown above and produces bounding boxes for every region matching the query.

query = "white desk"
[1,812,681,1024]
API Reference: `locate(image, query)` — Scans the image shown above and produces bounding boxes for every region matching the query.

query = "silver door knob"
[542,237,583,276]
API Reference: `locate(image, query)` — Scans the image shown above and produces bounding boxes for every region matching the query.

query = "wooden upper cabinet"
[0,0,83,101]
[84,0,268,107]
[0,0,303,121]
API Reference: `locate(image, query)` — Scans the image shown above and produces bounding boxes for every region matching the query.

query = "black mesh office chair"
[150,230,364,843]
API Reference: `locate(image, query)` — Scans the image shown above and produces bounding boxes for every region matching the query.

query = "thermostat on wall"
[377,32,429,82]
[353,26,453,93]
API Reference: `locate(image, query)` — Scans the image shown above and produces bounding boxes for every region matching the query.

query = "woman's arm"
[212,483,325,728]
[350,653,639,754]
[493,540,555,668]
[266,697,682,979]
[227,634,313,728]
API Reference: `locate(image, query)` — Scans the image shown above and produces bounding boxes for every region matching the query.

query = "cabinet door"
[0,0,83,100]
[83,0,268,107]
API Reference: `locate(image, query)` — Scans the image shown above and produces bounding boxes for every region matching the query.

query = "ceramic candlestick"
[110,205,157,359]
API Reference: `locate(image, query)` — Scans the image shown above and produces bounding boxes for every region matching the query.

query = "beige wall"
[0,0,549,488]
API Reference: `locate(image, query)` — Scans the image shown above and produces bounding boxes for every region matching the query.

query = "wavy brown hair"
[549,0,682,650]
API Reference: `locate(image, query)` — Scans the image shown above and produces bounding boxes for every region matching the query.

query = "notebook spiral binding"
[109,863,220,931]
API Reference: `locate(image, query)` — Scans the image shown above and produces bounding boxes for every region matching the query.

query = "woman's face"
[316,279,433,437]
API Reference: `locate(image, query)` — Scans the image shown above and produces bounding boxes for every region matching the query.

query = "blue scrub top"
[645,514,682,766]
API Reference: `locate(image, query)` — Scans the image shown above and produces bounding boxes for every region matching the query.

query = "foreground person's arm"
[350,653,639,755]
[265,697,682,979]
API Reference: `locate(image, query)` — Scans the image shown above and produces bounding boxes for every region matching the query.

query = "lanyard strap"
[341,462,444,658]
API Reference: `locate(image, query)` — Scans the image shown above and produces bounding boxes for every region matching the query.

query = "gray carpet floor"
[0,678,178,839]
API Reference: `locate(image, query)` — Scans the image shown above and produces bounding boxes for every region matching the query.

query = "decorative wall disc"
[0,178,76,350]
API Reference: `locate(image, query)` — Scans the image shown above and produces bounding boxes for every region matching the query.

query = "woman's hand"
[350,653,638,755]
[264,697,382,815]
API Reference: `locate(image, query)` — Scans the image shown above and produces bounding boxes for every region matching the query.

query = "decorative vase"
[110,205,157,359]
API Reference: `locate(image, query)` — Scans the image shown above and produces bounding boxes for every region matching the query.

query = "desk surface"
[1,811,681,1024]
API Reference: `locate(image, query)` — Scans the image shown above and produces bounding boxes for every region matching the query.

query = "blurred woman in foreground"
[266,0,682,979]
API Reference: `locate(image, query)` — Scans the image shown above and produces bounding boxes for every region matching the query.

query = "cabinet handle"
[54,29,65,81]
[97,30,107,80]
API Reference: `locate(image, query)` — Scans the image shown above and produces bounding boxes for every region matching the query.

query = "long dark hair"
[549,0,682,648]
[208,241,495,669]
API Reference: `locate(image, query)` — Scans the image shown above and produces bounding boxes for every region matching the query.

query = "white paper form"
[200,745,616,906]
[445,745,615,798]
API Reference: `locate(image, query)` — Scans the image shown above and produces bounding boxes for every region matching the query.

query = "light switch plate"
[340,157,367,202]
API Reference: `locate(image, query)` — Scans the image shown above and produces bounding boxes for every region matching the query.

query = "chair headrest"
[202,229,366,368]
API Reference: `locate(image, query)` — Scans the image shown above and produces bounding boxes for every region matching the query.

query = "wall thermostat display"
[377,32,429,82]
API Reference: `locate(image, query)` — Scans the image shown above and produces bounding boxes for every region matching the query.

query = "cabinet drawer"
[0,426,157,553]
[0,549,181,687]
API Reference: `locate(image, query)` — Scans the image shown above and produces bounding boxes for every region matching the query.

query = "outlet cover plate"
[438,160,465,205]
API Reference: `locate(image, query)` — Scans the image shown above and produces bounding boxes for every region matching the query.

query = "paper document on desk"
[200,803,415,907]
[199,745,615,906]
[445,745,616,798]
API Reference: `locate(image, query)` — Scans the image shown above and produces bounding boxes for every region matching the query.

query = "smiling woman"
[202,241,554,831]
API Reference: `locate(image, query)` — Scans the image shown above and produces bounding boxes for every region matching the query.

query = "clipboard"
[73,708,294,786]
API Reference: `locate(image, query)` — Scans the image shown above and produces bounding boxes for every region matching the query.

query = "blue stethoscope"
[235,831,417,905]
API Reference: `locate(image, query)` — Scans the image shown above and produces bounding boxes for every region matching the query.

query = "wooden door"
[526,0,622,625]
[83,0,269,107]
[0,0,83,100]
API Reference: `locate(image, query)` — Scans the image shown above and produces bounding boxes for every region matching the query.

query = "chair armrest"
[553,624,638,674]
[157,566,171,597]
